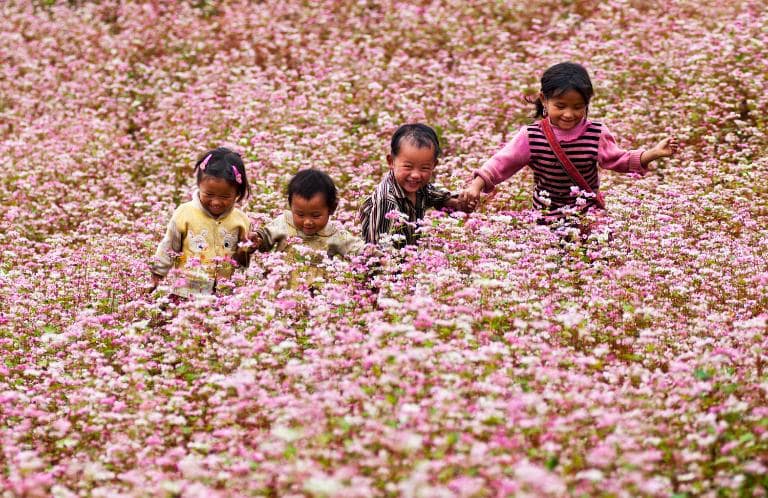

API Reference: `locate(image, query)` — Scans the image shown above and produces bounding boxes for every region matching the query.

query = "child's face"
[541,89,587,130]
[199,176,238,216]
[388,139,437,198]
[290,193,331,235]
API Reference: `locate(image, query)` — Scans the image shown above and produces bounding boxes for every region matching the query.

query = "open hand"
[652,136,680,158]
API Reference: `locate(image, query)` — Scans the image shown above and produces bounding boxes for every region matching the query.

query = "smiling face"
[541,89,588,130]
[388,139,437,201]
[198,176,238,216]
[290,192,332,235]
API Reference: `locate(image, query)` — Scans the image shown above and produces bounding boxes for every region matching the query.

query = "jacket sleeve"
[598,125,646,174]
[150,209,184,277]
[330,228,366,258]
[424,183,454,209]
[473,127,530,193]
[256,214,287,252]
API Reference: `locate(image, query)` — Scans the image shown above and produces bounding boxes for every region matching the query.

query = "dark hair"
[287,169,338,213]
[390,123,441,161]
[194,147,250,202]
[533,62,594,118]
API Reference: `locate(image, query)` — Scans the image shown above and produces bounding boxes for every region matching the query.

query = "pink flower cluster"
[1,0,766,496]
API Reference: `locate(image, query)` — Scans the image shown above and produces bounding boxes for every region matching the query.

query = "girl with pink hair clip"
[149,147,252,297]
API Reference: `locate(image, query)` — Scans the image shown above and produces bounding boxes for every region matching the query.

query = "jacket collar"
[541,117,590,142]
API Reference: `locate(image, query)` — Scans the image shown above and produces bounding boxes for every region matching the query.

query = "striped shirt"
[474,118,645,212]
[358,171,452,246]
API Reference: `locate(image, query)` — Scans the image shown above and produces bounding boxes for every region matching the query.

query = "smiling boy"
[358,123,463,247]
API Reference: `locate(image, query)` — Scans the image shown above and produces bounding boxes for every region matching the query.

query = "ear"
[386,154,394,169]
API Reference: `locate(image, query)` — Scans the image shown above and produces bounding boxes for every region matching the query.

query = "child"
[150,147,252,296]
[358,123,465,247]
[249,169,363,258]
[461,62,678,224]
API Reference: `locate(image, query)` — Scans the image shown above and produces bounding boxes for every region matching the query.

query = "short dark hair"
[287,169,338,213]
[533,62,594,118]
[390,123,441,161]
[194,147,251,201]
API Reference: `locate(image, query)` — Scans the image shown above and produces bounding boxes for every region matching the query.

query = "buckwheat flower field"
[1,0,767,496]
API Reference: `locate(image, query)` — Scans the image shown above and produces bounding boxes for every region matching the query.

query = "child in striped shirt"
[461,62,678,225]
[358,123,464,247]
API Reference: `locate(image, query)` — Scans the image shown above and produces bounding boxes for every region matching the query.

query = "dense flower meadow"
[1,0,767,496]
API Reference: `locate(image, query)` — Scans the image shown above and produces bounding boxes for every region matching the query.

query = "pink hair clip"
[231,165,242,184]
[199,154,212,171]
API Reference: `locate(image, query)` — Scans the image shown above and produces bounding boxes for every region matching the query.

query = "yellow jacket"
[256,211,365,289]
[256,211,363,257]
[151,192,250,295]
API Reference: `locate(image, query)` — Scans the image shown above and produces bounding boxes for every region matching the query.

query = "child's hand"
[642,137,679,166]
[653,137,679,158]
[247,231,263,252]
[459,177,486,212]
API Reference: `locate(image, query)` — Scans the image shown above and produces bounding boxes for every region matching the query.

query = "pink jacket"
[475,119,646,193]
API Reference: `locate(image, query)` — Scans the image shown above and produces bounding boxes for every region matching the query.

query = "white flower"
[272,425,303,442]
[304,475,344,496]
[576,469,604,482]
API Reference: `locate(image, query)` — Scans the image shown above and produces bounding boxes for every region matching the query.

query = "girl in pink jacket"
[461,62,678,227]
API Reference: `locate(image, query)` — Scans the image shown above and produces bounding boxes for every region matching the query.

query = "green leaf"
[738,433,755,444]
[694,368,712,381]
[545,455,559,470]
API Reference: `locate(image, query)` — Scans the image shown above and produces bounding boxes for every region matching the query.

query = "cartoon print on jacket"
[187,228,209,253]
[219,227,239,253]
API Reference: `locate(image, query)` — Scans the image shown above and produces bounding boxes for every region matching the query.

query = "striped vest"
[527,122,602,210]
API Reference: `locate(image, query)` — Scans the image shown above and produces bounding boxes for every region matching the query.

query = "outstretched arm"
[443,196,466,212]
[599,125,679,173]
[460,127,530,211]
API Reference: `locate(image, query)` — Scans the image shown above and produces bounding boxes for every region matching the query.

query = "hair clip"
[199,154,212,171]
[231,165,242,184]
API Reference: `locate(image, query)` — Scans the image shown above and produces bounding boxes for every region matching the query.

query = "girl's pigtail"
[524,94,545,119]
